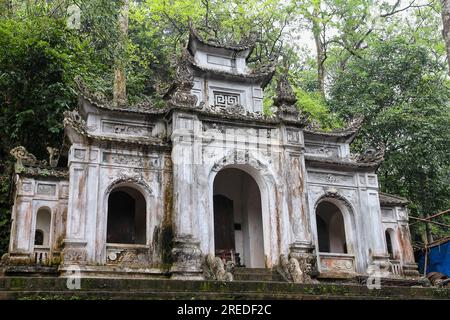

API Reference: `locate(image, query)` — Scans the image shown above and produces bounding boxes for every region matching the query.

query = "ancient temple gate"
[3,29,419,282]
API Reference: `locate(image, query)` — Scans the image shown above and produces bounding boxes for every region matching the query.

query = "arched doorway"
[316,201,347,254]
[107,186,146,245]
[213,167,264,267]
[385,228,397,259]
[35,208,51,247]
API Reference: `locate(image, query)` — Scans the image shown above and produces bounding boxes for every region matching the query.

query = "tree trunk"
[442,0,450,73]
[312,2,325,96]
[418,173,433,244]
[113,0,129,107]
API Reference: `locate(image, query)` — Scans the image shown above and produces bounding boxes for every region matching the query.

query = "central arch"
[213,167,265,268]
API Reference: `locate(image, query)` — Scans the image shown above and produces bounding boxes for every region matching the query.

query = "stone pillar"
[396,207,420,277]
[170,112,203,279]
[61,145,90,270]
[366,191,390,273]
[274,74,316,278]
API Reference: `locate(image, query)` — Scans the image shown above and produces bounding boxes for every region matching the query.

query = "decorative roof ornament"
[274,73,301,122]
[356,144,385,164]
[164,51,198,108]
[10,146,68,178]
[304,114,365,143]
[189,25,257,53]
[10,146,38,167]
[75,76,158,113]
[47,147,60,168]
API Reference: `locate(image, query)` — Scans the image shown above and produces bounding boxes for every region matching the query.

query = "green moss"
[10,277,26,289]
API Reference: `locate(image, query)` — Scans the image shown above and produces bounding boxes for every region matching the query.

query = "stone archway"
[106,185,146,245]
[213,167,265,268]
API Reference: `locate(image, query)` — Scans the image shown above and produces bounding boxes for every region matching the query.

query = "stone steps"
[233,268,284,282]
[0,276,448,300]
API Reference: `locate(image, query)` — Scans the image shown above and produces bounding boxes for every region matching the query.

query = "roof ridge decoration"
[355,144,385,164]
[184,47,275,88]
[74,76,164,114]
[379,192,409,206]
[304,114,364,141]
[273,73,308,124]
[10,146,68,178]
[63,109,168,146]
[189,25,257,52]
[164,51,198,108]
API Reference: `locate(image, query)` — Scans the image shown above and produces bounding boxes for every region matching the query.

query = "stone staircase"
[0,276,448,300]
[233,268,285,282]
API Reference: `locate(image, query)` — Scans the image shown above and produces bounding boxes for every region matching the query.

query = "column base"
[170,235,204,280]
[403,263,421,277]
[287,241,318,282]
[61,239,88,266]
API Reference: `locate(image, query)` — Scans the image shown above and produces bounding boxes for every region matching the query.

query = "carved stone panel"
[64,248,86,263]
[102,152,161,169]
[213,91,240,107]
[19,182,33,195]
[397,208,408,221]
[320,254,355,273]
[102,120,152,136]
[106,247,150,266]
[308,172,354,185]
[305,143,339,157]
[286,129,300,144]
[36,183,56,196]
[73,149,86,161]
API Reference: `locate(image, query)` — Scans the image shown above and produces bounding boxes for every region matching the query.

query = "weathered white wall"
[9,175,68,262]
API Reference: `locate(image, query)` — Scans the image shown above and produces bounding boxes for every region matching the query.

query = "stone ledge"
[0,277,448,300]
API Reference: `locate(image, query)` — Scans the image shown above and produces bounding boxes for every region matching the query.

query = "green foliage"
[294,87,342,130]
[329,38,450,239]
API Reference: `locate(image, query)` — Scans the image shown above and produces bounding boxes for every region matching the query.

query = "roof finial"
[274,73,301,122]
[274,73,297,106]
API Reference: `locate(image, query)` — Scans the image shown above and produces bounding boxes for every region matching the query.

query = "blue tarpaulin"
[418,240,450,277]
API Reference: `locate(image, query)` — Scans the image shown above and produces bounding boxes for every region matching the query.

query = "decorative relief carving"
[341,189,357,206]
[117,168,145,182]
[213,91,240,108]
[21,182,32,193]
[305,144,339,157]
[64,249,86,263]
[278,253,317,283]
[102,153,161,168]
[36,183,56,196]
[202,254,233,281]
[10,146,38,166]
[73,149,86,160]
[106,248,149,266]
[309,172,353,185]
[397,208,407,221]
[287,130,300,143]
[320,256,355,273]
[46,146,60,168]
[102,121,152,136]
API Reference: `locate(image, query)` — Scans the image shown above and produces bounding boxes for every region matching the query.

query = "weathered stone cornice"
[305,154,380,172]
[63,109,169,148]
[379,192,409,207]
[304,115,364,143]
